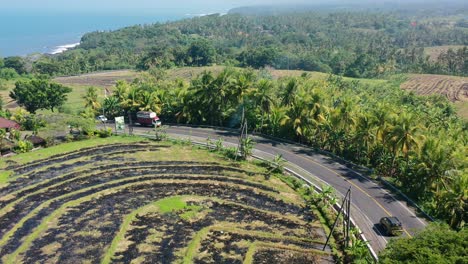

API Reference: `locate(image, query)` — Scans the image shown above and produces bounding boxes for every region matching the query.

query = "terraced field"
[401,74,468,102]
[0,137,333,263]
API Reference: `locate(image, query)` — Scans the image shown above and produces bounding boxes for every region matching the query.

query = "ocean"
[0,9,226,57]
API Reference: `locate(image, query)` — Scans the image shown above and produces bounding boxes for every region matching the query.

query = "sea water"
[0,9,225,57]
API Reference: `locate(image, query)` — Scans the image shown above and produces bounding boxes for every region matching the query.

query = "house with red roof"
[0,117,20,132]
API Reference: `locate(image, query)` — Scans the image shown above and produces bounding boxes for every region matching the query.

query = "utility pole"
[236,107,248,160]
[323,187,352,251]
[128,112,134,135]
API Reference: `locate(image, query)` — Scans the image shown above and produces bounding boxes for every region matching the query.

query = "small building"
[0,117,20,132]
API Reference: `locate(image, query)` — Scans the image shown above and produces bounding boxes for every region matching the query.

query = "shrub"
[22,115,47,132]
[0,68,19,80]
[14,140,34,153]
[97,128,113,138]
[44,136,56,147]
[379,223,467,264]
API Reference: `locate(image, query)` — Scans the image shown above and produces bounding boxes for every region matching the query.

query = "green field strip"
[0,162,256,209]
[102,195,216,264]
[243,242,257,264]
[1,179,287,263]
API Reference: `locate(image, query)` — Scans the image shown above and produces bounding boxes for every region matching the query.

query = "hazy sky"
[1,0,310,11]
[2,0,464,13]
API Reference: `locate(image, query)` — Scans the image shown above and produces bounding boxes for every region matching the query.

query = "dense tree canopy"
[11,8,465,77]
[10,78,72,113]
[4,56,27,75]
[379,223,467,263]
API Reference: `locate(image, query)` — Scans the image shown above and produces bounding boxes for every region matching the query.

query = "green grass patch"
[243,243,257,264]
[183,226,211,264]
[0,171,12,185]
[154,196,187,213]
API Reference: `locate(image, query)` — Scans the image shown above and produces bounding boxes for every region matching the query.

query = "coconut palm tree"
[280,78,300,107]
[354,113,377,162]
[113,80,129,103]
[416,138,453,194]
[266,106,288,136]
[138,91,162,113]
[82,86,101,112]
[385,112,424,159]
[436,171,467,229]
[103,96,121,118]
[252,79,275,132]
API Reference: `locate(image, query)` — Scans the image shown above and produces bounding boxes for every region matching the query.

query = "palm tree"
[436,171,467,229]
[125,86,141,112]
[280,78,300,107]
[103,96,122,118]
[416,138,453,194]
[284,87,312,142]
[138,91,162,113]
[266,106,288,136]
[252,79,275,132]
[113,80,129,103]
[191,71,219,125]
[354,113,377,162]
[385,112,424,159]
[82,86,101,112]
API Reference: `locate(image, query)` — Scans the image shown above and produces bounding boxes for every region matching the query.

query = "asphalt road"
[124,124,428,255]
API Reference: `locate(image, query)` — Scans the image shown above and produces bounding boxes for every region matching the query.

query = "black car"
[380,216,403,236]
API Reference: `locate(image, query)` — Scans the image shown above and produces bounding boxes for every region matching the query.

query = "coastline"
[48,42,81,55]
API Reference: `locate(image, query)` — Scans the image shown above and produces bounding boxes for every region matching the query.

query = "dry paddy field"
[0,137,333,264]
[401,74,468,102]
[401,74,468,120]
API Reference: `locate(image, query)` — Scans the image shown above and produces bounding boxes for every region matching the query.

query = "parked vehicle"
[97,115,107,123]
[136,111,161,127]
[380,216,403,236]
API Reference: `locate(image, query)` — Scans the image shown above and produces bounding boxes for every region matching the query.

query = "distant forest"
[2,7,468,77]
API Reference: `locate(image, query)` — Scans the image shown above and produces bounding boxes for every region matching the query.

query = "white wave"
[49,42,80,55]
[185,13,223,17]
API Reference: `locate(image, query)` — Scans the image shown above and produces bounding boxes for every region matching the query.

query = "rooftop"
[0,117,20,130]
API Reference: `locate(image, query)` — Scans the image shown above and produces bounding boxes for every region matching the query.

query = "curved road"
[128,124,427,255]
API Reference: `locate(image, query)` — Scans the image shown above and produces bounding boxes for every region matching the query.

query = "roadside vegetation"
[1,64,466,231]
[379,223,467,263]
[75,67,466,230]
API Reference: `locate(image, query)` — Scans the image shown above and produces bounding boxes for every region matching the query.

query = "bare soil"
[401,74,468,102]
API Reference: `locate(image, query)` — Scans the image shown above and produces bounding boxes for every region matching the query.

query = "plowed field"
[401,74,468,102]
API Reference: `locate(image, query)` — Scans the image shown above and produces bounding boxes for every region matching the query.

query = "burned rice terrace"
[0,137,333,263]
